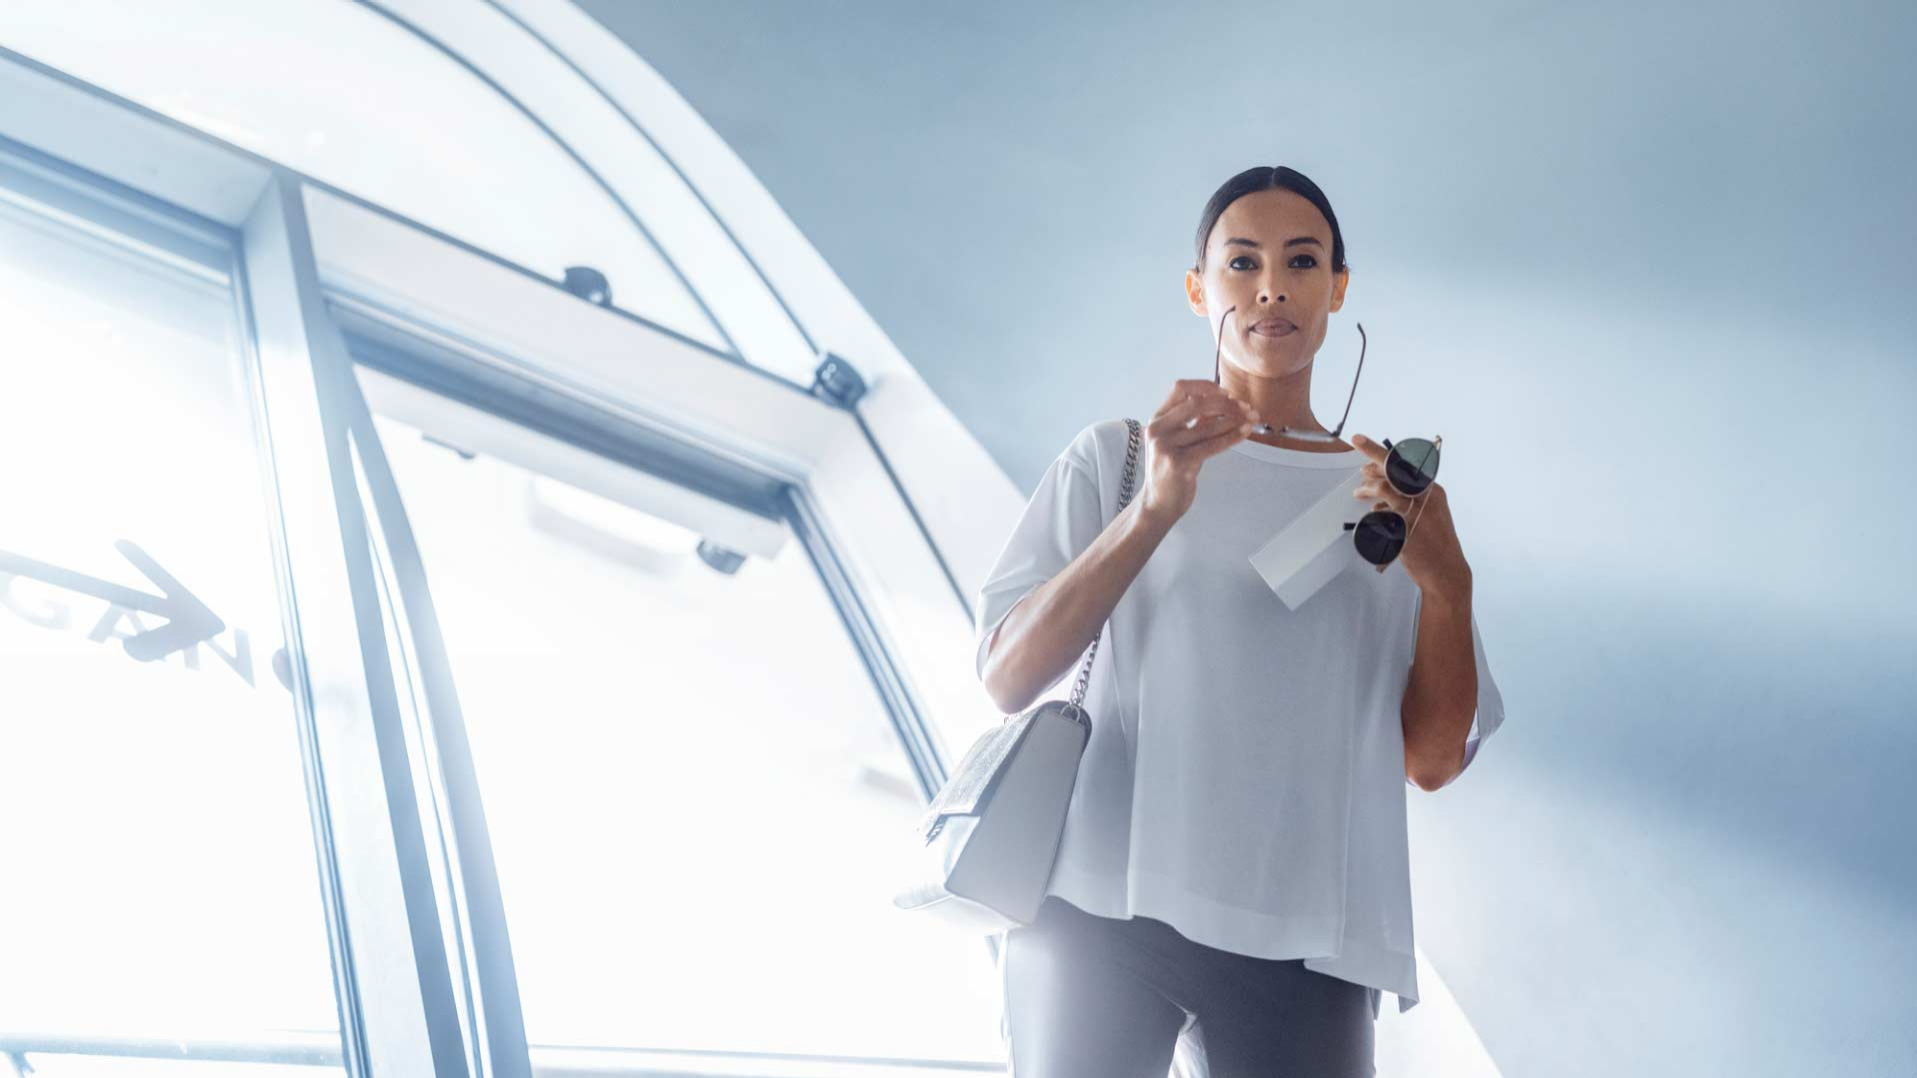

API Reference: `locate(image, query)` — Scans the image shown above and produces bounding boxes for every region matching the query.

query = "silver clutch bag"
[892,418,1142,933]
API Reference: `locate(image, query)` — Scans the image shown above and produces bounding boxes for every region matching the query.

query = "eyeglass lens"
[1351,511,1407,565]
[1385,437,1440,496]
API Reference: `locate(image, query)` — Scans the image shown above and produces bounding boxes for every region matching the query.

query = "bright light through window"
[371,407,1008,1063]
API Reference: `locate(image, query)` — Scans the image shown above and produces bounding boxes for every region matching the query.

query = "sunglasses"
[1210,306,1441,570]
[1345,436,1441,570]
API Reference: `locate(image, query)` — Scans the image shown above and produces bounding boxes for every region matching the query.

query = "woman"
[972,165,1506,1077]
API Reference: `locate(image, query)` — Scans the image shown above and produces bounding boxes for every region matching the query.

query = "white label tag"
[1248,468,1372,610]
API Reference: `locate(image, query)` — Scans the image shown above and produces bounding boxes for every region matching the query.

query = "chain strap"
[1068,418,1142,712]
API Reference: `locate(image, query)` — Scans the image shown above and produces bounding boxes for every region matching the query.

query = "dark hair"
[1192,165,1348,276]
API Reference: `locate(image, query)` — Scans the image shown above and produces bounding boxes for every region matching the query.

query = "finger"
[1165,411,1251,450]
[1180,395,1257,431]
[1348,433,1388,463]
[1149,398,1209,439]
[1353,482,1412,516]
[1184,417,1255,460]
[1357,483,1418,510]
[1159,378,1234,414]
[1153,392,1252,434]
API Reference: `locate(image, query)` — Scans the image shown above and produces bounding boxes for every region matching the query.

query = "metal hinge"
[811,350,867,408]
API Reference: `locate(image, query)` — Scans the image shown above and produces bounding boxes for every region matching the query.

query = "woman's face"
[1185,188,1350,379]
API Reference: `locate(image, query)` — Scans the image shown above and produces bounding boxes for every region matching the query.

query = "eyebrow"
[1225,236,1324,250]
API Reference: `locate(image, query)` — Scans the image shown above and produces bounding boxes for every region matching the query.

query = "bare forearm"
[1402,571,1477,790]
[982,500,1176,714]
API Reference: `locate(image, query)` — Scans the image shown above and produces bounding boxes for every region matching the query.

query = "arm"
[981,497,1176,715]
[1402,569,1478,792]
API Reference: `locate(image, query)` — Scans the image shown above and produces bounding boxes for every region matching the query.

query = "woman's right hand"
[1138,379,1259,525]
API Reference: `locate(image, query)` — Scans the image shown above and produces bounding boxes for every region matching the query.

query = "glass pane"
[0,185,343,1065]
[0,0,726,352]
[368,402,1007,1064]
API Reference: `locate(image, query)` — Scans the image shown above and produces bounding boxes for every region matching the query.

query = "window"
[368,402,1007,1064]
[0,162,343,1074]
[2,27,1014,1072]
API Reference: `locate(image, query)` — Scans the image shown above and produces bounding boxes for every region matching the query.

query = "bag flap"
[914,700,1086,838]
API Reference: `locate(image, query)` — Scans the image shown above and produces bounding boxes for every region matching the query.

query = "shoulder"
[1064,417,1141,476]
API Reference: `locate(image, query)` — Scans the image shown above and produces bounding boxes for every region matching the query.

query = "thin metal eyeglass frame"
[1211,305,1366,444]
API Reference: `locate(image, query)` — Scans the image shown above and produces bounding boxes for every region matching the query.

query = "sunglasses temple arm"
[1330,323,1365,436]
[1395,490,1434,571]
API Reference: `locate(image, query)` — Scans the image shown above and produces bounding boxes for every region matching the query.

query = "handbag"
[892,417,1143,934]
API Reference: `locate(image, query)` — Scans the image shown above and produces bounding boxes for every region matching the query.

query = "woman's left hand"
[1349,434,1471,595]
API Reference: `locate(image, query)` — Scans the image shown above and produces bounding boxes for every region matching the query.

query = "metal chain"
[1069,418,1142,711]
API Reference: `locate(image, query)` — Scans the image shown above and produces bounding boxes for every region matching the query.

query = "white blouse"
[973,418,1506,1014]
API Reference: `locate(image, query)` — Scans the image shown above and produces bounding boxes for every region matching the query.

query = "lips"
[1252,318,1296,336]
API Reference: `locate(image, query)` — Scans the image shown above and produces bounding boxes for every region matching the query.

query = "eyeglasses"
[1345,436,1441,571]
[1212,305,1365,444]
[1211,306,1440,570]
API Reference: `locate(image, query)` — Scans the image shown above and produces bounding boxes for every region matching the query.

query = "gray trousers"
[1001,895,1377,1078]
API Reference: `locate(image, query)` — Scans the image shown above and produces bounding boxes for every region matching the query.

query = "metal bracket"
[561,265,612,307]
[810,350,867,409]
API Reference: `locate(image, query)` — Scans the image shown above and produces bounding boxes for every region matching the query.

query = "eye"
[1291,254,1318,269]
[1229,255,1255,270]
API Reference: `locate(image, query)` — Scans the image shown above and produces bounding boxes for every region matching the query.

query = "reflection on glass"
[371,407,1006,1063]
[0,186,341,1067]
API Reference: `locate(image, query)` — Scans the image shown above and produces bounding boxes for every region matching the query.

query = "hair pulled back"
[1193,165,1347,276]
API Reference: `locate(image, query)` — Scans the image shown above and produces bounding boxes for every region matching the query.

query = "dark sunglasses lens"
[1386,438,1440,495]
[1352,510,1406,565]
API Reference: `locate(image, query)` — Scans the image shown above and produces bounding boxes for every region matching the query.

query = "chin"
[1245,336,1308,367]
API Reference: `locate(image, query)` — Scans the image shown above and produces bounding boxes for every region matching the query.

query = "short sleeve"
[1437,611,1506,787]
[1404,595,1508,789]
[972,424,1111,684]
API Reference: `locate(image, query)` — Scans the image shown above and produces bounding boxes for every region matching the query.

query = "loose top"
[974,418,1507,1014]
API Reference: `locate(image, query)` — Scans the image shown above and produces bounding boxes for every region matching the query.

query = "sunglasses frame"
[1345,435,1442,571]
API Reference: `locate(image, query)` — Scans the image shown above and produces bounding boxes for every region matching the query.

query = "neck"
[1218,361,1347,450]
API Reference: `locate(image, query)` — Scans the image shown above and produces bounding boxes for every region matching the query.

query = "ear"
[1329,265,1351,312]
[1186,267,1206,316]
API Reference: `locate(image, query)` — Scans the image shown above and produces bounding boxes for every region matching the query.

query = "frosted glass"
[0,178,342,1066]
